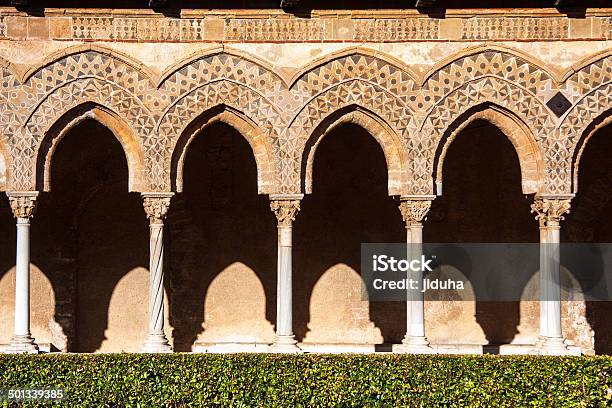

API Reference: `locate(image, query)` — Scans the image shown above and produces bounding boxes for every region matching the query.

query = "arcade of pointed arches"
[0,44,611,355]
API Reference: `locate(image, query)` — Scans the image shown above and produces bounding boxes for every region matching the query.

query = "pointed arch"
[301,106,407,196]
[157,45,288,88]
[156,47,288,112]
[421,44,560,87]
[20,44,155,84]
[35,102,146,192]
[170,106,276,194]
[412,76,553,196]
[288,46,419,89]
[157,80,281,194]
[434,105,545,195]
[571,109,612,194]
[284,79,416,194]
[561,48,612,83]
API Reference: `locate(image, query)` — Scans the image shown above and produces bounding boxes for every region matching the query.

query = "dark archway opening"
[425,119,537,347]
[168,122,276,352]
[566,122,612,355]
[35,119,147,352]
[294,123,405,346]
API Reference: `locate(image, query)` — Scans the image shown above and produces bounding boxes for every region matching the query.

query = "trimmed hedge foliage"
[0,354,611,407]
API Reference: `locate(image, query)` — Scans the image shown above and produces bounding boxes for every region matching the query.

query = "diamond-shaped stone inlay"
[546,92,572,117]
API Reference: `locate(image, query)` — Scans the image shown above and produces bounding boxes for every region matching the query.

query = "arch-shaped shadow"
[295,122,405,345]
[566,120,612,354]
[35,118,148,352]
[0,195,66,352]
[425,119,538,347]
[167,121,276,352]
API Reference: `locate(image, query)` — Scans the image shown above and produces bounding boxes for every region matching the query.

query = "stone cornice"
[0,9,610,42]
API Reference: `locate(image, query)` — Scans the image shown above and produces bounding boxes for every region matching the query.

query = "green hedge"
[0,354,611,407]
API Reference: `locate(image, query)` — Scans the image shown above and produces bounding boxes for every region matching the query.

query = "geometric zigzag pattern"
[0,47,609,196]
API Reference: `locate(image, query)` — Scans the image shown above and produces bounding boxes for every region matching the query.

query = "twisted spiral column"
[141,193,173,353]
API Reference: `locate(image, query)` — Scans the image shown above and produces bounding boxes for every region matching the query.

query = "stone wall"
[0,7,610,354]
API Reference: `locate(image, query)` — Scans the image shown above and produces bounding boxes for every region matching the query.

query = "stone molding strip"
[0,9,611,42]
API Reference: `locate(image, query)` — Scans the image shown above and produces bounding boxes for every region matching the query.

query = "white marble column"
[531,197,571,355]
[141,193,173,353]
[395,198,435,354]
[6,191,39,354]
[269,195,302,353]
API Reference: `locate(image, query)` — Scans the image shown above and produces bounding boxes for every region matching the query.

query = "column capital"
[142,193,174,224]
[270,199,301,228]
[531,198,571,227]
[398,199,432,228]
[6,191,39,219]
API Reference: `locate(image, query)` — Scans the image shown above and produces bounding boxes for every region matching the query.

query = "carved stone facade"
[0,9,608,198]
[0,7,610,355]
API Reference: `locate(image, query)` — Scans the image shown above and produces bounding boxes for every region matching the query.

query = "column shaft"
[7,192,39,354]
[14,218,31,337]
[270,197,301,353]
[396,198,434,354]
[141,194,172,353]
[531,198,570,355]
[546,222,563,340]
[277,225,293,339]
[407,224,426,339]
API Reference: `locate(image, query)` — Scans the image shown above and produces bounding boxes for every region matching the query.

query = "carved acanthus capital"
[399,200,432,228]
[270,200,300,227]
[7,192,39,219]
[142,194,173,224]
[531,198,571,227]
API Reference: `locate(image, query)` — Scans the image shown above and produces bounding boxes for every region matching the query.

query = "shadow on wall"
[425,120,538,346]
[167,122,277,352]
[294,123,406,344]
[35,119,149,352]
[0,195,64,350]
[565,122,612,355]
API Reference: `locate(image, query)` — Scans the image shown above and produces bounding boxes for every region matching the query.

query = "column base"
[270,334,302,354]
[141,333,172,353]
[6,334,39,354]
[395,336,435,354]
[536,336,570,356]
